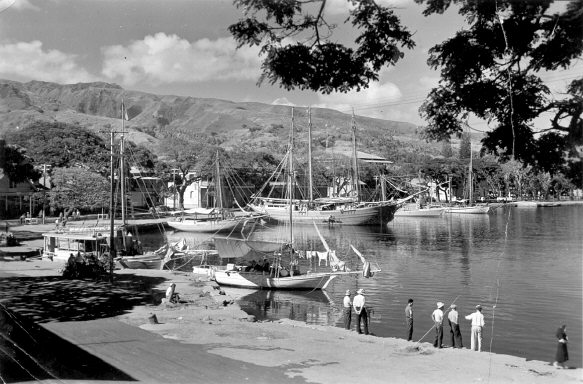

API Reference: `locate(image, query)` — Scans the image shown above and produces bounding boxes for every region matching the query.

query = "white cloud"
[314,80,402,116]
[101,33,262,86]
[3,0,37,11]
[0,40,95,83]
[272,97,295,106]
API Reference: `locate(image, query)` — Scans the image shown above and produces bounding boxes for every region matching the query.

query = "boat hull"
[395,207,445,217]
[117,253,163,269]
[214,270,337,290]
[445,205,491,214]
[249,203,396,226]
[166,219,240,233]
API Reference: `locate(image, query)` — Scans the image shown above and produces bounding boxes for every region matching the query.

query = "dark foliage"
[60,253,109,280]
[417,0,583,182]
[6,122,110,174]
[229,0,415,93]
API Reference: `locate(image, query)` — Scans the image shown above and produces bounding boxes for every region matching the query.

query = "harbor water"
[151,205,582,367]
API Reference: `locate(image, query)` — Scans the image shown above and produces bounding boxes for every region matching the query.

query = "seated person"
[165,283,180,303]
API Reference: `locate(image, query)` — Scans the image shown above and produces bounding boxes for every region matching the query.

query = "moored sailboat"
[214,110,377,290]
[167,151,258,233]
[248,108,396,226]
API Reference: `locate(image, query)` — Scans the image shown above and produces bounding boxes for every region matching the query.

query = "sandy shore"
[0,249,580,384]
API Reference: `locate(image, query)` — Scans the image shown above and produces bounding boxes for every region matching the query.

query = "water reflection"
[222,287,341,325]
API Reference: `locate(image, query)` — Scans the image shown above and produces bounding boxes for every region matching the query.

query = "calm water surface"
[144,205,582,367]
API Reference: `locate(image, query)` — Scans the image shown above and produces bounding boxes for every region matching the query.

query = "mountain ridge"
[0,79,440,159]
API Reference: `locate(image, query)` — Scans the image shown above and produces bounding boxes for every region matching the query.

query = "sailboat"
[214,109,377,290]
[445,132,491,215]
[166,151,255,233]
[43,102,167,269]
[248,108,397,226]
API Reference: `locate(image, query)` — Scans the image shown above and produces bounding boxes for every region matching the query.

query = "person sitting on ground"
[165,283,180,304]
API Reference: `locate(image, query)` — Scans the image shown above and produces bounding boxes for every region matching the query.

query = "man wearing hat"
[448,304,463,348]
[465,305,485,351]
[352,289,369,335]
[343,290,352,330]
[431,302,445,348]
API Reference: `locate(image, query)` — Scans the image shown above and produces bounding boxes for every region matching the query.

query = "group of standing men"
[343,289,369,335]
[342,291,485,351]
[415,299,485,351]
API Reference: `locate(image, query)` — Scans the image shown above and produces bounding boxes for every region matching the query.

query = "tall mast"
[307,106,313,202]
[108,129,116,283]
[120,101,127,251]
[215,150,223,210]
[120,112,126,226]
[289,107,294,245]
[469,136,473,205]
[351,110,360,202]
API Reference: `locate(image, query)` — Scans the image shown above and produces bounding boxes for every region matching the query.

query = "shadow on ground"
[0,305,136,383]
[0,273,166,323]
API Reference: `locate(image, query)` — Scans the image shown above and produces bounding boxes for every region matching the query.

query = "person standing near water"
[553,325,569,369]
[405,298,414,341]
[465,305,485,351]
[352,289,368,335]
[343,290,352,330]
[448,304,463,348]
[432,302,445,348]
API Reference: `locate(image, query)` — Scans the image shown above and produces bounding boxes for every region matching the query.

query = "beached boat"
[248,109,396,226]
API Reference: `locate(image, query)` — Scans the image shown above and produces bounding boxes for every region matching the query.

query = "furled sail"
[214,236,284,259]
[349,244,380,277]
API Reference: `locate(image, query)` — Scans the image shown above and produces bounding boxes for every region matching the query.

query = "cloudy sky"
[0,0,580,128]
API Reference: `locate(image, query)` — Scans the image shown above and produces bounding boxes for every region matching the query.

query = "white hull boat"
[445,205,491,214]
[395,204,445,217]
[166,217,241,233]
[213,269,338,290]
[249,201,395,226]
[117,253,163,269]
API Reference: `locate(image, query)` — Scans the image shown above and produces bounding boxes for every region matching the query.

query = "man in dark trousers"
[352,289,368,335]
[448,304,463,348]
[405,298,414,341]
[343,290,352,330]
[432,301,445,348]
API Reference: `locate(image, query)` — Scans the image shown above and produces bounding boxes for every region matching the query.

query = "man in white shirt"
[448,304,463,348]
[465,305,485,351]
[352,289,368,335]
[343,290,352,330]
[431,302,445,348]
[165,283,180,304]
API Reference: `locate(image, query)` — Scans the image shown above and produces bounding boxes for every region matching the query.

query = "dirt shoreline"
[0,253,580,384]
